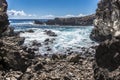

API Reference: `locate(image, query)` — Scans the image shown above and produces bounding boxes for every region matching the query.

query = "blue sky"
[7,0,99,19]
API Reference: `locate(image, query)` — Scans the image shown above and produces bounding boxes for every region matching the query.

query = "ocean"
[10,19,97,55]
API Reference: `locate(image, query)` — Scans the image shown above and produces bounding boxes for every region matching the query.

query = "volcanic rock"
[90,0,120,42]
[34,14,95,26]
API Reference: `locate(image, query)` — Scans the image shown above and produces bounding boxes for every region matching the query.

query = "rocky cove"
[0,0,120,80]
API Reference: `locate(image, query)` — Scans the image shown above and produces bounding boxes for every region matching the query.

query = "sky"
[7,0,99,19]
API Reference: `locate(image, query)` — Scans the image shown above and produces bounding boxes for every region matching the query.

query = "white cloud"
[60,14,85,18]
[41,14,86,19]
[41,15,55,19]
[77,14,86,17]
[7,9,86,19]
[8,10,27,16]
[63,14,75,18]
[7,10,36,19]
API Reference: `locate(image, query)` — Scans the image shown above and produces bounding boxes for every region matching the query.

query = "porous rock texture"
[90,0,120,42]
[0,0,31,72]
[92,0,120,80]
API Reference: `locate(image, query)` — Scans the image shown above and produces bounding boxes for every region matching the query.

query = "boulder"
[44,30,57,37]
[25,29,34,33]
[93,38,120,79]
[34,20,44,25]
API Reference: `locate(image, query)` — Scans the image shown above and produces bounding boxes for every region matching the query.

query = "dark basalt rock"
[44,30,57,37]
[93,38,120,80]
[34,20,44,25]
[25,29,34,33]
[0,0,33,72]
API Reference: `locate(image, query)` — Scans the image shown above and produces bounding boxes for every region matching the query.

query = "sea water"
[10,19,97,54]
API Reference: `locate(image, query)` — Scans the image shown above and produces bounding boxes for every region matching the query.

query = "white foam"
[20,26,97,54]
[11,21,34,25]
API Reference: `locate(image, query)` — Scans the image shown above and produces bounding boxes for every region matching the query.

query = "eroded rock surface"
[92,0,120,80]
[94,38,120,80]
[90,0,120,42]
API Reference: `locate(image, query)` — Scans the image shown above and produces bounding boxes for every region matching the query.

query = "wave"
[10,21,34,25]
[20,27,97,54]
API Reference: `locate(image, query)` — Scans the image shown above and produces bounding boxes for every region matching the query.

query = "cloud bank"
[7,10,36,19]
[8,10,86,19]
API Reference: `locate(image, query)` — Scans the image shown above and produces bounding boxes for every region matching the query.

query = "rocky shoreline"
[0,31,97,80]
[0,0,120,80]
[0,1,96,80]
[34,14,95,26]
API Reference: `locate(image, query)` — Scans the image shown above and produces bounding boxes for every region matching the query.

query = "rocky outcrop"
[90,0,120,42]
[92,0,120,80]
[0,0,32,72]
[34,14,95,26]
[0,0,9,37]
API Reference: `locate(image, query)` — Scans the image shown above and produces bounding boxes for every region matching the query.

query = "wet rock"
[34,20,44,25]
[44,38,55,45]
[44,30,57,37]
[25,29,34,33]
[32,40,41,47]
[18,37,25,45]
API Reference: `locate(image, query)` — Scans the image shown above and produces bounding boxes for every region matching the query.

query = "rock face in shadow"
[0,0,31,72]
[34,14,95,26]
[0,0,9,36]
[92,0,120,80]
[90,0,120,42]
[94,38,120,80]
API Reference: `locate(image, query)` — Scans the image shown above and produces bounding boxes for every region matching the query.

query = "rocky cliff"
[34,14,95,26]
[92,0,120,79]
[90,0,120,42]
[0,0,31,72]
[0,0,9,36]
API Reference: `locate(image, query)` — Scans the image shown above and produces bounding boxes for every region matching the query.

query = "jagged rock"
[31,40,41,47]
[34,20,44,25]
[92,0,120,80]
[0,0,34,72]
[93,38,120,79]
[90,0,120,42]
[67,54,80,63]
[0,0,9,36]
[0,37,30,71]
[44,30,57,37]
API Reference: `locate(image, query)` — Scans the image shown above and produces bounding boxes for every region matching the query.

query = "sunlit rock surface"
[90,0,120,42]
